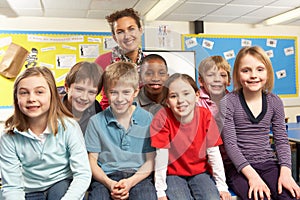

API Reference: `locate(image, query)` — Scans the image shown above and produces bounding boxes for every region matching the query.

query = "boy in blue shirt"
[85,61,157,200]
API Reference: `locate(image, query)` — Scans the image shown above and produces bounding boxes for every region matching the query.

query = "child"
[137,54,169,115]
[198,55,232,200]
[151,73,222,200]
[84,62,157,200]
[218,46,300,200]
[198,55,231,115]
[0,67,91,199]
[95,8,145,110]
[63,61,103,133]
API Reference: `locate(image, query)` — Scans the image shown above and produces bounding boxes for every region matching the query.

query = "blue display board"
[182,34,298,98]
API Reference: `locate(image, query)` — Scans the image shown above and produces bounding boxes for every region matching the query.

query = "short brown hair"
[106,8,142,35]
[65,61,103,94]
[103,62,139,95]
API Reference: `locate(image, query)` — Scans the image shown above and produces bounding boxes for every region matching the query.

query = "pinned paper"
[88,37,101,43]
[0,37,12,48]
[62,45,76,51]
[39,62,54,68]
[202,39,214,50]
[265,50,274,58]
[241,39,252,47]
[284,47,294,56]
[56,54,76,69]
[41,46,56,52]
[103,37,117,50]
[266,39,277,48]
[185,38,197,48]
[276,69,287,79]
[223,50,235,60]
[79,44,99,58]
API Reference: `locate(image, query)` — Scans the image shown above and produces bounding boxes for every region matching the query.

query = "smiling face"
[199,66,229,98]
[17,75,51,124]
[65,78,98,115]
[238,54,267,95]
[107,80,139,118]
[113,16,143,55]
[140,58,169,96]
[166,78,198,123]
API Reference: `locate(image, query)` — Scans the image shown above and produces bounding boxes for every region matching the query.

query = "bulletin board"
[182,34,298,98]
[0,30,116,110]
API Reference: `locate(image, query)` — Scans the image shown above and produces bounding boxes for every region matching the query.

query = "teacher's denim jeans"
[25,178,72,200]
[166,172,219,200]
[88,171,157,200]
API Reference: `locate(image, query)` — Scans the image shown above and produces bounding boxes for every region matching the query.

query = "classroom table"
[273,122,300,182]
[286,123,300,182]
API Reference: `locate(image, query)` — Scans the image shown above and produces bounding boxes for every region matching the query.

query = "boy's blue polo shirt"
[85,103,155,174]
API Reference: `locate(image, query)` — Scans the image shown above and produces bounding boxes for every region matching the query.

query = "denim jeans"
[25,178,72,200]
[166,172,219,200]
[88,171,157,200]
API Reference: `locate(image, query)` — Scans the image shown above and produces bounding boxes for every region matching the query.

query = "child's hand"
[108,179,127,200]
[220,191,232,200]
[248,175,271,200]
[242,165,271,200]
[111,178,133,200]
[278,166,300,199]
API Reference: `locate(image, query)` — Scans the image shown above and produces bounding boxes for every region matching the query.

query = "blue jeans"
[88,171,157,200]
[25,178,72,200]
[166,172,219,200]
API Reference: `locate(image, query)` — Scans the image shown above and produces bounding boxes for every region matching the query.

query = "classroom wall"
[0,17,299,122]
[204,22,300,122]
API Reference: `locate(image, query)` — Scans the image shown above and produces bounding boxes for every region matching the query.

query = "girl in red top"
[150,73,222,200]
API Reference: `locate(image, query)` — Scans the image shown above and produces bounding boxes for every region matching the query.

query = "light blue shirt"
[85,103,155,174]
[0,118,91,200]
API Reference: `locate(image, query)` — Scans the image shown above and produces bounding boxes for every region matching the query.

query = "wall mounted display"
[182,34,298,100]
[0,30,115,119]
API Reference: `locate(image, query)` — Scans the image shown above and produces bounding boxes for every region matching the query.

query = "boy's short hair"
[103,61,139,95]
[198,55,231,83]
[140,54,168,72]
[65,62,103,94]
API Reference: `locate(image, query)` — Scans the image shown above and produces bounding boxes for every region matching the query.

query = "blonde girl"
[218,46,300,200]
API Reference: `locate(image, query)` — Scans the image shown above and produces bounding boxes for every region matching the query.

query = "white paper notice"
[266,39,277,48]
[185,38,198,48]
[202,39,214,50]
[223,50,235,60]
[284,47,294,56]
[276,69,287,79]
[56,54,76,69]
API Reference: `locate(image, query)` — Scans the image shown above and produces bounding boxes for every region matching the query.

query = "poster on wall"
[0,30,114,119]
[182,34,298,99]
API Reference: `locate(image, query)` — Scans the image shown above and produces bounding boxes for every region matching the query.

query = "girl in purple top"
[218,46,300,200]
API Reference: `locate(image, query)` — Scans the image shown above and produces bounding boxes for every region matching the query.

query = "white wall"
[0,17,299,121]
